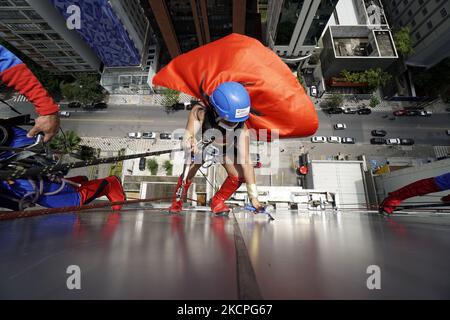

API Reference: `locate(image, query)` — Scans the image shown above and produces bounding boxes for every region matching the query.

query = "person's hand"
[182,135,198,154]
[250,198,264,213]
[27,113,60,143]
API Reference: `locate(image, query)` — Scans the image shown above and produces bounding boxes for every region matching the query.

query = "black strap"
[83,179,109,205]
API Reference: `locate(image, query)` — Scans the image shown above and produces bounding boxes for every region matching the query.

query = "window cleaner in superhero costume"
[0,45,125,211]
[153,34,319,215]
[0,44,60,142]
[380,172,450,214]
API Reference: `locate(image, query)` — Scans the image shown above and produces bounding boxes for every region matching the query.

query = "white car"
[310,86,318,97]
[446,130,450,136]
[142,132,156,139]
[419,110,432,117]
[334,123,347,130]
[311,136,327,143]
[385,138,401,145]
[328,136,342,144]
[128,132,142,139]
[60,111,71,117]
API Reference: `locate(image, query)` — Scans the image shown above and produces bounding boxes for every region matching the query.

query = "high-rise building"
[382,0,450,68]
[266,0,339,59]
[320,0,398,81]
[146,0,260,59]
[0,0,102,74]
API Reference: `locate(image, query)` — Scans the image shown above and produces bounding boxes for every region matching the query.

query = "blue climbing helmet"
[209,82,251,123]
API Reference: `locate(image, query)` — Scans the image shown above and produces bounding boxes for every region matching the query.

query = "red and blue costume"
[380,172,450,214]
[0,45,125,211]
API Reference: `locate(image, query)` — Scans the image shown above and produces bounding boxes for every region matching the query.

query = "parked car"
[160,133,172,140]
[328,136,342,144]
[68,101,82,109]
[334,123,347,130]
[60,111,71,118]
[393,109,407,116]
[406,110,420,116]
[357,108,372,115]
[371,138,386,145]
[311,136,327,143]
[93,102,108,109]
[386,138,401,145]
[343,108,357,114]
[173,132,184,140]
[142,132,156,139]
[139,157,147,171]
[342,137,356,144]
[446,130,450,136]
[171,103,185,110]
[327,108,343,114]
[419,110,432,117]
[400,138,415,146]
[310,86,318,97]
[128,132,142,139]
[371,130,387,137]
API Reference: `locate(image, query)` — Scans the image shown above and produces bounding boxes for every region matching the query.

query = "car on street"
[334,123,347,130]
[446,130,450,136]
[357,108,372,115]
[68,102,82,109]
[406,110,420,116]
[160,133,172,140]
[311,136,327,143]
[139,157,146,171]
[171,103,185,110]
[370,138,386,145]
[343,108,357,114]
[419,110,432,117]
[371,130,387,137]
[173,132,184,140]
[385,138,401,145]
[328,136,342,144]
[393,109,407,116]
[60,111,71,118]
[310,86,318,97]
[327,108,343,114]
[128,132,142,139]
[400,138,415,146]
[142,132,156,139]
[93,102,108,109]
[342,137,356,144]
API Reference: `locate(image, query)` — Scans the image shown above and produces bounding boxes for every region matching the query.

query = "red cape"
[153,34,318,139]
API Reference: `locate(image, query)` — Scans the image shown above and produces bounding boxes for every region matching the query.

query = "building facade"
[0,0,102,74]
[146,0,260,59]
[320,0,398,82]
[266,0,339,59]
[382,0,450,68]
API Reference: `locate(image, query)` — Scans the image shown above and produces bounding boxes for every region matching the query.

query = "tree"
[394,27,414,57]
[147,158,159,176]
[327,94,344,109]
[308,53,320,65]
[161,89,180,107]
[163,160,173,176]
[370,95,380,108]
[60,74,105,105]
[49,130,81,154]
[297,71,307,91]
[342,68,392,92]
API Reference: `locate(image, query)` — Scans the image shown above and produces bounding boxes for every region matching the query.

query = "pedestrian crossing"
[14,95,28,102]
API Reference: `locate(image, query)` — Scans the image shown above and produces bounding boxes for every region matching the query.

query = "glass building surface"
[166,0,200,53]
[303,0,339,46]
[207,0,233,41]
[275,0,305,46]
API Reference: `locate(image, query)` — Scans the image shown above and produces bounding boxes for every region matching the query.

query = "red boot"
[78,176,126,211]
[380,177,441,214]
[211,175,244,215]
[169,177,192,213]
[442,194,450,203]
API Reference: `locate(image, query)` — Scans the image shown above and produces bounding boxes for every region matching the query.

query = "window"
[411,19,416,27]
[422,8,428,15]
[407,10,412,17]
[418,0,424,4]
[427,21,433,29]
[415,32,421,40]
[440,8,447,18]
[403,0,408,4]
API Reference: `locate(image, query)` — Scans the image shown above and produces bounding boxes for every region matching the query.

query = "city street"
[2,101,449,146]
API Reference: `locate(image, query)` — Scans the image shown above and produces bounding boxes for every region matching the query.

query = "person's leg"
[210,162,245,215]
[169,163,201,213]
[77,176,126,211]
[380,177,441,214]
